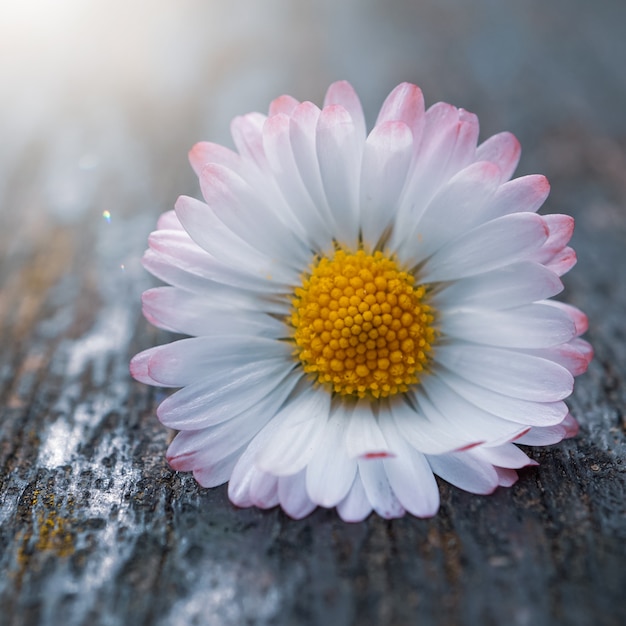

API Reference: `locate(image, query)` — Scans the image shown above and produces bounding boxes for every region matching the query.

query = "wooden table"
[1,1,624,624]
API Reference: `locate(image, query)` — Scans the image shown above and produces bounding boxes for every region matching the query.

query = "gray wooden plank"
[1,1,625,625]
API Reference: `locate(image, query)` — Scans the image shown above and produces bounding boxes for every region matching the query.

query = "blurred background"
[1,1,625,624]
[2,0,624,364]
[2,0,626,229]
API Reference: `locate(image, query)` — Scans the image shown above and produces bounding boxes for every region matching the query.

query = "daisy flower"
[131,81,591,521]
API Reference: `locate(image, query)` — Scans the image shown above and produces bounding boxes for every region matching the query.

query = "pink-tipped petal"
[189,141,242,177]
[156,209,184,230]
[542,300,589,335]
[268,94,300,117]
[192,448,243,488]
[230,112,268,170]
[375,82,425,145]
[542,214,576,252]
[130,347,174,387]
[323,80,366,140]
[475,131,521,182]
[545,247,577,276]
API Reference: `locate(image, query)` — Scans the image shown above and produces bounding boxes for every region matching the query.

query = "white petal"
[142,248,219,296]
[305,405,357,507]
[420,376,530,446]
[441,370,568,426]
[289,102,337,233]
[278,471,317,520]
[470,443,536,469]
[495,467,519,487]
[316,105,361,248]
[358,458,405,519]
[173,195,299,286]
[432,262,563,310]
[255,387,331,476]
[359,121,413,248]
[199,164,310,267]
[482,174,550,219]
[396,160,501,264]
[158,365,298,431]
[141,286,285,338]
[418,104,479,178]
[379,416,440,517]
[435,344,574,402]
[262,113,333,251]
[229,418,282,507]
[336,472,372,522]
[440,302,577,349]
[391,103,468,243]
[427,451,500,494]
[249,469,280,509]
[420,212,549,282]
[390,395,476,454]
[345,400,393,460]
[145,336,292,388]
[142,247,290,300]
[515,414,579,445]
[230,112,268,171]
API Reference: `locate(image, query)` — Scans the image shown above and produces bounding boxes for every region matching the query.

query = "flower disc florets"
[291,248,435,398]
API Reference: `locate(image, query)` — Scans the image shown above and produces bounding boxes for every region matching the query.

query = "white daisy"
[131,81,591,521]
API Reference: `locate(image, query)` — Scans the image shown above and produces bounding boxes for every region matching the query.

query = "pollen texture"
[291,249,436,398]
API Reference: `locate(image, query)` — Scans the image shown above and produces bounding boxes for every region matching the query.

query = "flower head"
[131,81,591,521]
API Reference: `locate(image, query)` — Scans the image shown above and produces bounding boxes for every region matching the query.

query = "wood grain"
[0,1,625,625]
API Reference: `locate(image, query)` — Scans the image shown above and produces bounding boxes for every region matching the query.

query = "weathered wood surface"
[1,1,625,624]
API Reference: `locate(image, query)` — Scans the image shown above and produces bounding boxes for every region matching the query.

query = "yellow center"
[290,249,436,399]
